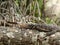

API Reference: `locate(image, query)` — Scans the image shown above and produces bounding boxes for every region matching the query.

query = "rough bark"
[0,20,60,36]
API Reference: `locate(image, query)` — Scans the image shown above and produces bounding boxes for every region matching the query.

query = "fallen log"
[0,20,60,36]
[0,21,60,45]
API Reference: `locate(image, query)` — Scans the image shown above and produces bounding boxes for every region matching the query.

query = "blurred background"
[0,0,60,45]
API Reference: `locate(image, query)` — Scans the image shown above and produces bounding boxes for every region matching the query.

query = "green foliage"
[46,18,55,24]
[15,0,19,6]
[38,0,43,9]
[14,0,57,24]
